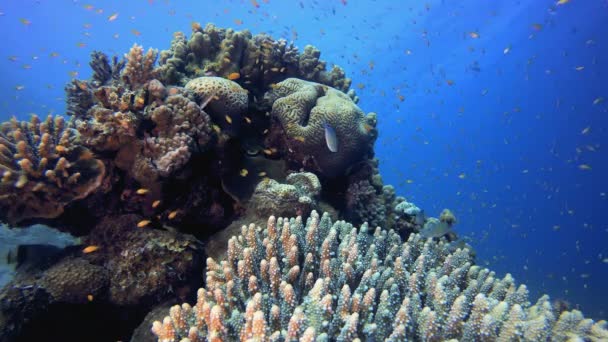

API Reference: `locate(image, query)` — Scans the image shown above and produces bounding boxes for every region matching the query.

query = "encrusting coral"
[38,257,109,304]
[264,78,377,177]
[0,115,105,225]
[152,211,608,341]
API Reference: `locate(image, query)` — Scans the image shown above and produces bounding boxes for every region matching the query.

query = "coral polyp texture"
[265,78,377,177]
[185,76,249,131]
[152,211,607,341]
[0,115,105,225]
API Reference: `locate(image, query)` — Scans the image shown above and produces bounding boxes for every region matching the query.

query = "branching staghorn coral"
[0,115,105,225]
[123,43,158,89]
[152,211,607,341]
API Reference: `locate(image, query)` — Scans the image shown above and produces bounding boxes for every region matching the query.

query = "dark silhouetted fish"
[6,244,65,271]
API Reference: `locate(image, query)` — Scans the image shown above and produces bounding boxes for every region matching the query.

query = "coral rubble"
[152,211,608,342]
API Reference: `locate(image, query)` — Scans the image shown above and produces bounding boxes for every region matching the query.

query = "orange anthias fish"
[82,245,100,254]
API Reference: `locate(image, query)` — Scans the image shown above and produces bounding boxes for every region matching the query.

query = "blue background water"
[1,0,606,319]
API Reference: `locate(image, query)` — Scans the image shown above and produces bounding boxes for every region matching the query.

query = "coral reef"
[152,211,608,341]
[0,115,105,225]
[264,78,377,177]
[74,86,213,184]
[137,93,213,180]
[185,76,249,133]
[0,214,205,341]
[156,23,353,99]
[123,44,158,89]
[73,105,138,152]
[65,79,94,118]
[393,198,426,237]
[89,50,126,87]
[345,179,390,229]
[39,257,109,304]
[84,214,205,306]
[250,171,321,218]
[1,23,603,342]
[338,159,404,231]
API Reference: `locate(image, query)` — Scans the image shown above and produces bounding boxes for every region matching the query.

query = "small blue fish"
[323,123,338,153]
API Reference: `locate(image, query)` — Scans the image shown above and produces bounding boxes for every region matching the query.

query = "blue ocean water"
[0,0,606,321]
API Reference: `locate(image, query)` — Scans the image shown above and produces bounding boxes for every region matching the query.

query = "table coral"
[152,211,608,341]
[264,78,377,177]
[0,115,105,225]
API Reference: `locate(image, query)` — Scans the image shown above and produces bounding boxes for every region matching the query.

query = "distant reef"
[0,23,605,342]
